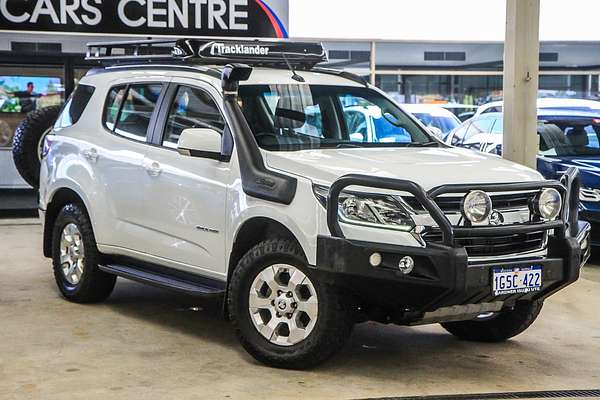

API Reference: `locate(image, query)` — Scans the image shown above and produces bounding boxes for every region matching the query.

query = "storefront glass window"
[539,75,591,99]
[374,73,599,108]
[0,66,65,148]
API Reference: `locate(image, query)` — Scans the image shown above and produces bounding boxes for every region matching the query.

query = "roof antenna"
[282,53,305,83]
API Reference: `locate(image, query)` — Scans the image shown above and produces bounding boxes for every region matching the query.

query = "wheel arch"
[43,187,90,258]
[223,216,308,317]
[227,217,307,282]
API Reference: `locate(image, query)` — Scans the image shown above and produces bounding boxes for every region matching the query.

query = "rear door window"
[104,84,163,142]
[105,86,127,131]
[539,119,600,156]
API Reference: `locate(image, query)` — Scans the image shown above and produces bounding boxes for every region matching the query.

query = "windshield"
[412,112,460,135]
[538,118,600,157]
[238,84,436,151]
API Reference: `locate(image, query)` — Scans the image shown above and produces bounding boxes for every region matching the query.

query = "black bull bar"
[326,167,582,245]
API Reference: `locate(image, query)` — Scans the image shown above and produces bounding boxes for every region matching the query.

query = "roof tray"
[86,38,328,69]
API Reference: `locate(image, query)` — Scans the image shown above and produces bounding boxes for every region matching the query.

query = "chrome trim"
[467,247,548,263]
[580,187,600,203]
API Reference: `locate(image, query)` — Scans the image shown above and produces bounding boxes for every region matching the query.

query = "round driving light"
[398,256,414,274]
[462,190,492,223]
[537,188,562,220]
[369,252,382,267]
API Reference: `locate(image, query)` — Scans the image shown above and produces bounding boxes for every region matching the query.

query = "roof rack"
[86,38,328,69]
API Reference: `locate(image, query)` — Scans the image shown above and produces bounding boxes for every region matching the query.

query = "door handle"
[144,160,162,177]
[82,148,99,163]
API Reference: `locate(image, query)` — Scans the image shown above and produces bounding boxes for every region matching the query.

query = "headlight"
[535,188,562,220]
[462,190,492,223]
[312,185,415,231]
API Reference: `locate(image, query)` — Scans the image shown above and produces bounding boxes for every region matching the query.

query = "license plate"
[492,266,542,296]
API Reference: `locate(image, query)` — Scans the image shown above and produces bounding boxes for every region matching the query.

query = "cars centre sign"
[0,0,289,38]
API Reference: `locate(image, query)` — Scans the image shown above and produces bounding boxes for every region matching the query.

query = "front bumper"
[315,168,590,325]
[315,222,590,324]
[578,208,600,246]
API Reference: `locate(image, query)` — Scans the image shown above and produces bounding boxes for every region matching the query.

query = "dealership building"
[1,0,600,193]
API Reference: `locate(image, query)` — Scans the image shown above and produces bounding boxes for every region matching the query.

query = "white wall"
[290,0,600,42]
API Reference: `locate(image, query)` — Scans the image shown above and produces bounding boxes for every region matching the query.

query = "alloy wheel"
[59,223,85,285]
[249,264,318,346]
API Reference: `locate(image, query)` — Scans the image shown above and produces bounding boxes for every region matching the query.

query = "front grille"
[402,191,538,213]
[423,230,546,258]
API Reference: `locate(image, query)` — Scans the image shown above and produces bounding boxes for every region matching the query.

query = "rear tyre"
[12,105,61,188]
[52,203,116,303]
[228,239,353,369]
[441,300,543,342]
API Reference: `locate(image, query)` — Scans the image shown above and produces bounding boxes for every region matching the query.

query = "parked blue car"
[445,109,600,244]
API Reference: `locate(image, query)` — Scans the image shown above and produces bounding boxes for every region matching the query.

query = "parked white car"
[401,103,461,139]
[474,98,600,118]
[28,39,590,369]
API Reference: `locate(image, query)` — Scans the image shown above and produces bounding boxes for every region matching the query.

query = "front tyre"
[52,203,116,303]
[228,239,353,369]
[441,300,543,342]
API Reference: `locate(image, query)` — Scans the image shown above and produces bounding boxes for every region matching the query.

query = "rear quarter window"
[54,84,95,129]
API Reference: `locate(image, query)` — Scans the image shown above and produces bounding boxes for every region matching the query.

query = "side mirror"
[177,128,223,160]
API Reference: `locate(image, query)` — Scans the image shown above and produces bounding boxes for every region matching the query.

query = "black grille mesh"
[423,230,546,257]
[403,191,538,213]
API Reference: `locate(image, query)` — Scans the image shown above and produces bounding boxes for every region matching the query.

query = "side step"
[99,264,225,297]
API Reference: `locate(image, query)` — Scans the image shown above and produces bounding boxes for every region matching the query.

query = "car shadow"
[102,279,562,380]
[104,279,238,349]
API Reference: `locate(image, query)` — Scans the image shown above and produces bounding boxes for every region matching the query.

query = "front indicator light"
[369,253,382,267]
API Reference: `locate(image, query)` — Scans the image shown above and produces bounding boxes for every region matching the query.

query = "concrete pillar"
[370,41,376,86]
[502,0,540,169]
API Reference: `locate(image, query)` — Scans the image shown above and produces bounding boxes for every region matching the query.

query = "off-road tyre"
[228,239,353,369]
[441,300,544,342]
[12,105,61,188]
[52,203,116,303]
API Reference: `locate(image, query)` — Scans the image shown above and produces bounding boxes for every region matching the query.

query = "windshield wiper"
[335,143,363,148]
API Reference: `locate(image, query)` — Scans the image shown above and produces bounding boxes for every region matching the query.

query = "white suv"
[35,39,590,369]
